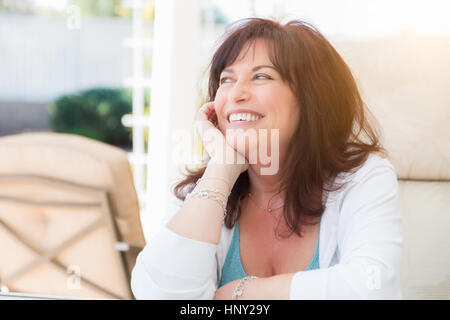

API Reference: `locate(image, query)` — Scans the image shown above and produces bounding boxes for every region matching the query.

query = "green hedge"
[48,88,134,148]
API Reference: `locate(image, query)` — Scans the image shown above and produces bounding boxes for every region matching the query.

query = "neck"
[247,163,286,208]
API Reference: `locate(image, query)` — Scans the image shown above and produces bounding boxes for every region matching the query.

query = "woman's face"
[214,38,299,166]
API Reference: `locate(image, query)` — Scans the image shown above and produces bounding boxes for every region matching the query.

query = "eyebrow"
[221,65,278,74]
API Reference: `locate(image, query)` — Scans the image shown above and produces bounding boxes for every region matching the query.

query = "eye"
[255,74,272,80]
[219,77,231,84]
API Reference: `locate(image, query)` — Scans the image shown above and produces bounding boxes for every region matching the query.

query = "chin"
[227,139,259,163]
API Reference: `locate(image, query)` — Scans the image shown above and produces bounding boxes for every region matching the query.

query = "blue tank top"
[219,220,320,287]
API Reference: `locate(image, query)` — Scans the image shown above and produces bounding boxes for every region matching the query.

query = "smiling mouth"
[227,114,264,124]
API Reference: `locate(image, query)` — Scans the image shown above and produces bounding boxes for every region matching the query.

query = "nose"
[229,79,251,103]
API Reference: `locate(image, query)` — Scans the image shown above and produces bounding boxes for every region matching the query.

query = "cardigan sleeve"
[290,160,403,299]
[130,189,220,300]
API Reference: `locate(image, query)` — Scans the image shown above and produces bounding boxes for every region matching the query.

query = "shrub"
[48,88,134,148]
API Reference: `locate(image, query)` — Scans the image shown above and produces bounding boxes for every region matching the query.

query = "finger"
[199,101,214,113]
[199,102,216,120]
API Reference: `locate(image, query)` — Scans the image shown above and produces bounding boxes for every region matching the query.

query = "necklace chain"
[247,192,286,213]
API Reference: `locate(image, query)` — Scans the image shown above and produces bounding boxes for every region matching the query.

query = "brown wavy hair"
[172,18,387,239]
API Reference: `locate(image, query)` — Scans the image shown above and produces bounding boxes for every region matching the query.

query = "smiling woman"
[175,17,388,237]
[131,18,403,300]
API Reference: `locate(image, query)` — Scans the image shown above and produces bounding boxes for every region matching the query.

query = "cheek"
[213,95,226,118]
[269,104,299,143]
[282,106,299,143]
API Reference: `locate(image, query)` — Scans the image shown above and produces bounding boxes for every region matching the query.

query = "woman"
[131,18,403,300]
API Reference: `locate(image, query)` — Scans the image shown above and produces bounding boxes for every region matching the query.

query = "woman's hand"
[195,101,249,175]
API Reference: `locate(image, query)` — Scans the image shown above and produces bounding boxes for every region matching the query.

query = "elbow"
[130,251,170,299]
[130,252,217,300]
[351,263,403,300]
[130,255,152,299]
[332,259,403,300]
[365,268,403,300]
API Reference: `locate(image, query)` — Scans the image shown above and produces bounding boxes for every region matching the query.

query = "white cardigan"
[131,153,403,299]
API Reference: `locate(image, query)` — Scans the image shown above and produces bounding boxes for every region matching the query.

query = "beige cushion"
[336,35,450,299]
[398,180,450,299]
[335,35,450,180]
[0,132,146,299]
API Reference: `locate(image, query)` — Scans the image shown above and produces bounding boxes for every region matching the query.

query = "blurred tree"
[0,0,36,14]
[71,0,155,20]
[72,0,128,18]
[0,0,156,20]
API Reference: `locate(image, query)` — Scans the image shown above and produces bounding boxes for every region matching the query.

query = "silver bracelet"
[194,187,228,200]
[231,276,258,300]
[186,190,228,217]
[196,177,231,193]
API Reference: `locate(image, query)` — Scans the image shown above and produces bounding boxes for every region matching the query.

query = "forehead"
[228,39,272,68]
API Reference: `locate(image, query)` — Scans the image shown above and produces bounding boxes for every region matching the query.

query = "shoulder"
[335,152,397,186]
[320,152,399,219]
[353,153,397,182]
[324,153,397,206]
[335,152,400,219]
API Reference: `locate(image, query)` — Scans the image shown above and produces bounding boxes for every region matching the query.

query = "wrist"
[232,276,259,300]
[205,161,244,187]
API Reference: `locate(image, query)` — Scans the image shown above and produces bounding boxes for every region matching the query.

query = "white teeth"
[229,112,262,123]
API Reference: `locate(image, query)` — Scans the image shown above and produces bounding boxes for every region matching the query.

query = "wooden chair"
[0,132,146,299]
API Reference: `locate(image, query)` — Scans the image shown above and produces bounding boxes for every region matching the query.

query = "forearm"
[214,273,295,300]
[241,273,293,300]
[166,162,241,245]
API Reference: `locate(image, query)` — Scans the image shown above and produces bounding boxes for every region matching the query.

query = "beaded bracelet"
[186,190,228,217]
[231,276,258,300]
